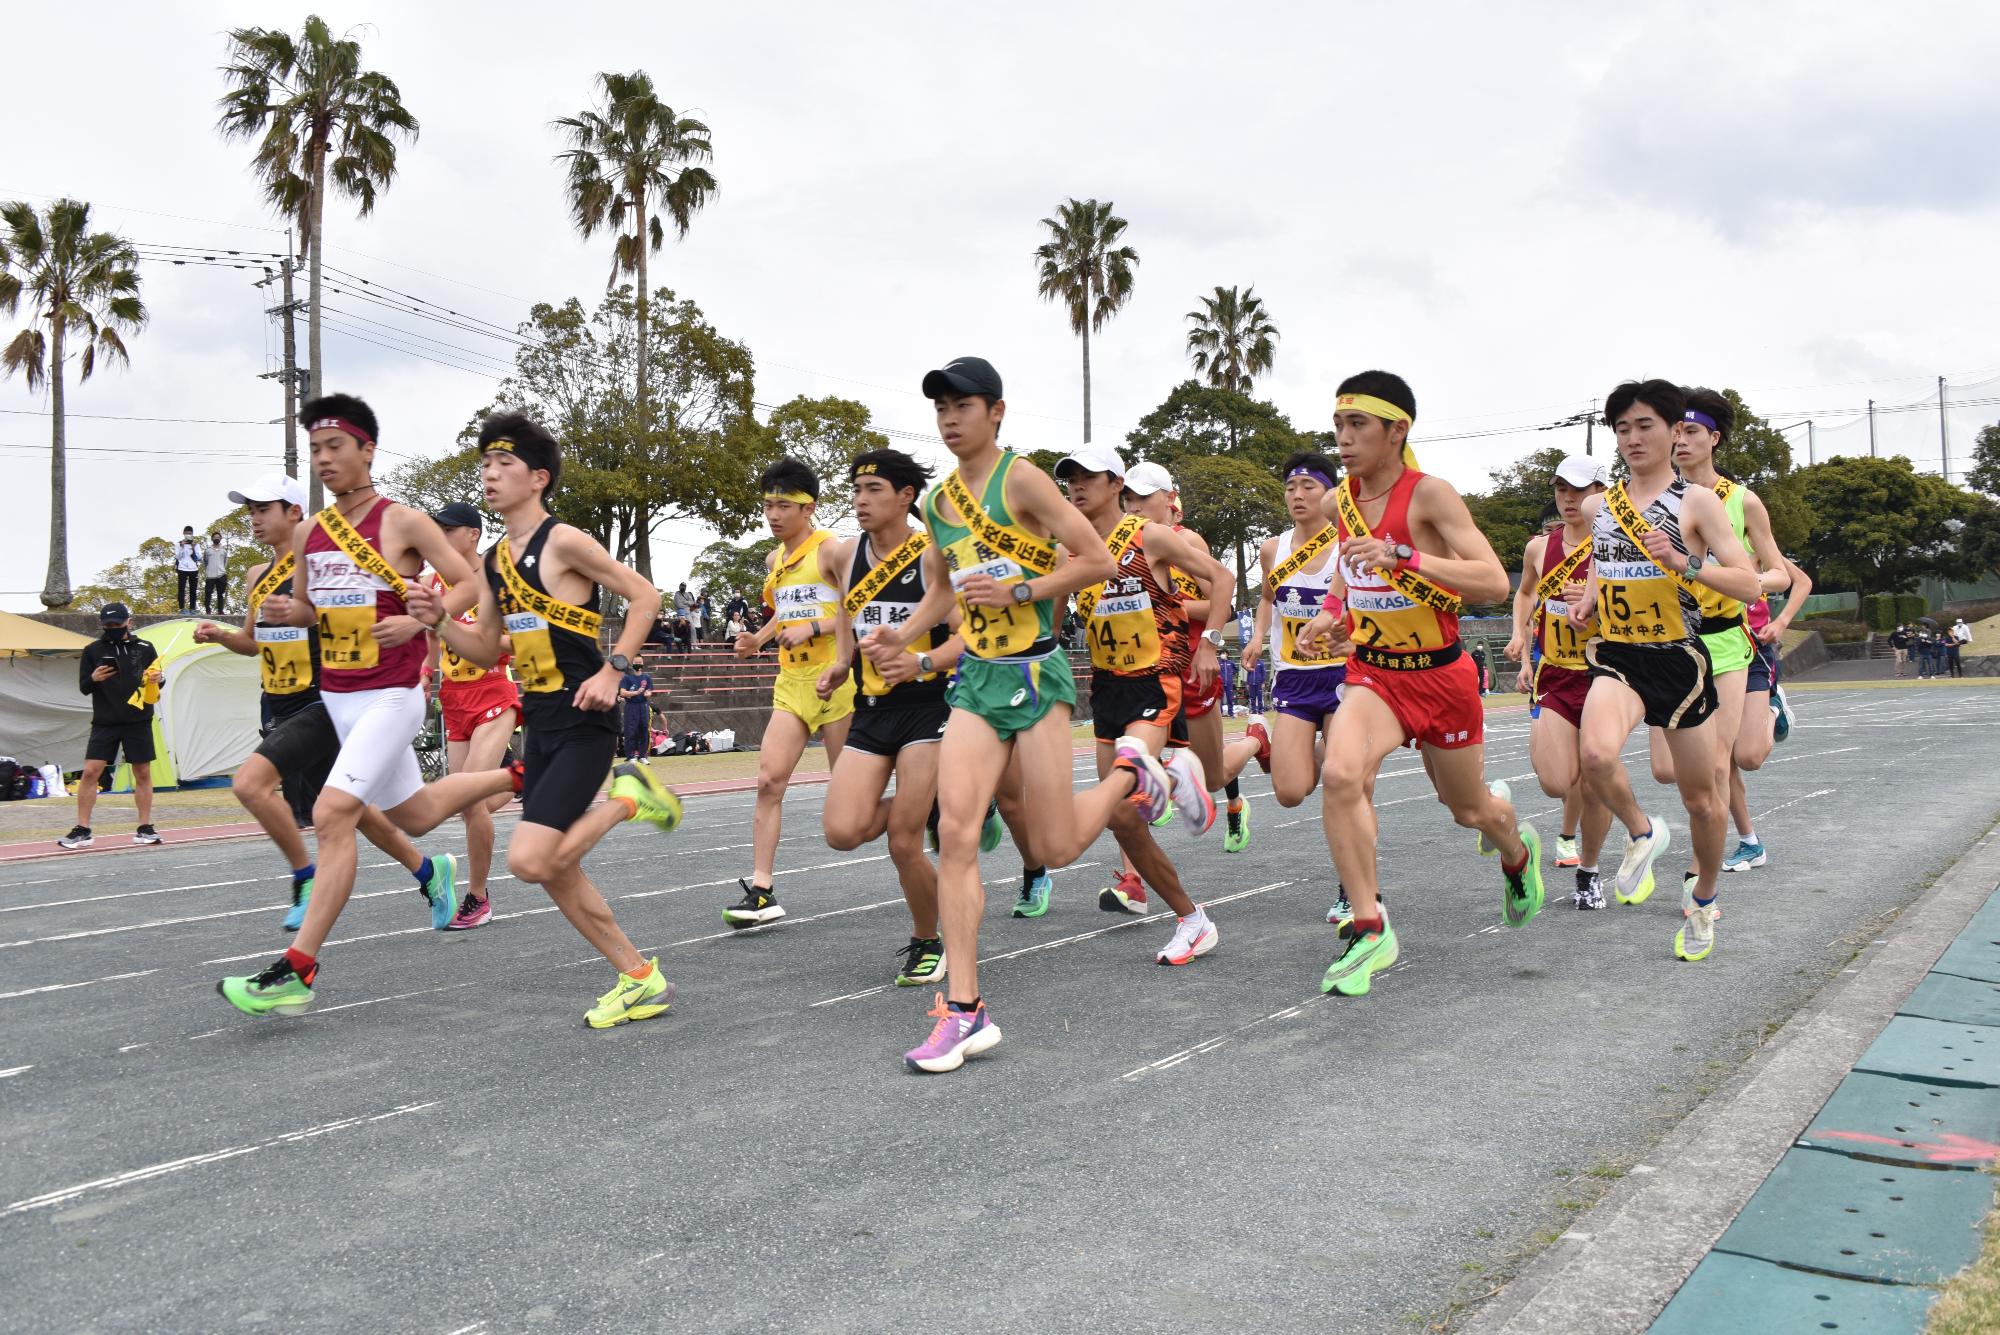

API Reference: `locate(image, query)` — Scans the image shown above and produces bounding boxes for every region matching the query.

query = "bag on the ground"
[0,758,20,801]
[37,763,67,799]
[703,729,735,753]
[661,729,710,756]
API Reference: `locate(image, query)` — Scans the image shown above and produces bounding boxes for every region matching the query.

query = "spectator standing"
[1470,642,1489,696]
[618,663,655,760]
[724,591,749,628]
[698,591,714,639]
[58,603,163,849]
[174,527,202,611]
[1889,623,1912,677]
[202,531,229,614]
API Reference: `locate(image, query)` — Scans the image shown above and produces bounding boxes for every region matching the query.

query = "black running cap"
[431,500,483,531]
[921,357,1002,401]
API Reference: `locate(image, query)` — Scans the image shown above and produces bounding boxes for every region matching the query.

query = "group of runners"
[162,362,1808,1076]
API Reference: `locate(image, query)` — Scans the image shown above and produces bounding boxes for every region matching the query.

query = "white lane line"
[1120,993,1334,1080]
[1,1101,440,1218]
[0,859,418,911]
[0,885,435,950]
[1763,746,1862,764]
[0,968,159,1001]
[619,854,891,901]
[1753,788,1836,821]
[442,1325,487,1335]
[0,1065,33,1079]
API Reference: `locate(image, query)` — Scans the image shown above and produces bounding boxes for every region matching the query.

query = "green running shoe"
[422,853,458,930]
[979,799,1004,853]
[1477,779,1511,855]
[1502,823,1545,929]
[895,937,947,986]
[1321,914,1399,996]
[1013,870,1053,918]
[611,761,684,833]
[1151,800,1176,830]
[1223,802,1250,854]
[218,956,316,1017]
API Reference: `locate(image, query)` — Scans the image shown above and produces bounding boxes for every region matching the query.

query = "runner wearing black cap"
[57,603,162,849]
[864,356,1192,1073]
[196,471,449,930]
[423,500,521,929]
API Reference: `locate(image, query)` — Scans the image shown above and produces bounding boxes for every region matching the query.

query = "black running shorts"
[845,701,949,757]
[1585,638,1717,731]
[520,719,617,832]
[1090,673,1183,742]
[254,699,342,781]
[85,721,155,767]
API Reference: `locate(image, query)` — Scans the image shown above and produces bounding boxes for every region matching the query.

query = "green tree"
[1961,496,2000,581]
[763,396,890,527]
[1185,284,1278,393]
[1033,198,1138,442]
[1966,422,2000,496]
[0,198,147,608]
[1792,455,1985,595]
[1171,454,1286,598]
[74,510,262,617]
[380,445,494,535]
[689,535,779,609]
[1462,447,1567,573]
[554,70,717,577]
[1713,388,1812,553]
[217,15,419,511]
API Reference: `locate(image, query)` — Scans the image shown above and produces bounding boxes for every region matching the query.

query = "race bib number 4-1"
[316,589,379,670]
[504,610,562,693]
[1088,588,1160,672]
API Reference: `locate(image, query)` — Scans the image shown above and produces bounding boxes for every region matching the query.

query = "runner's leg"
[506,822,644,973]
[1578,677,1650,837]
[1424,741,1525,863]
[751,708,812,888]
[1663,720,1727,901]
[1319,688,1408,923]
[886,743,941,937]
[1270,712,1322,807]
[1099,732,1196,917]
[232,751,311,869]
[295,788,365,955]
[933,713,1013,1007]
[456,708,518,898]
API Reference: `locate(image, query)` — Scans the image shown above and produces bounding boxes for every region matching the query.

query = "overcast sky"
[6,0,2000,610]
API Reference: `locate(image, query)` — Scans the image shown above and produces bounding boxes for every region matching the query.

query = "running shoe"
[610,761,683,833]
[1321,913,1399,996]
[1674,901,1718,962]
[979,799,1004,853]
[584,958,674,1028]
[133,824,162,846]
[56,825,92,850]
[1161,747,1217,836]
[446,893,491,931]
[1614,820,1670,905]
[1502,823,1545,929]
[1156,911,1219,965]
[1326,887,1387,925]
[420,853,459,930]
[1722,838,1767,872]
[724,879,786,929]
[895,937,946,986]
[904,994,1002,1073]
[1477,779,1512,855]
[218,956,316,1017]
[1014,870,1053,918]
[506,757,526,796]
[1574,869,1605,910]
[1681,872,1724,921]
[1223,801,1250,853]
[1772,686,1792,744]
[1112,735,1173,825]
[1554,834,1580,868]
[282,876,313,932]
[1244,714,1272,774]
[1099,870,1148,914]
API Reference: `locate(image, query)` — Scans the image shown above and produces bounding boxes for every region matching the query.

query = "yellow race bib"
[503,611,562,693]
[255,625,314,695]
[316,589,380,670]
[945,535,1041,660]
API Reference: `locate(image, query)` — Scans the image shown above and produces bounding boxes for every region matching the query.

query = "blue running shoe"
[1722,838,1767,872]
[1771,686,1792,744]
[282,876,312,932]
[422,853,458,930]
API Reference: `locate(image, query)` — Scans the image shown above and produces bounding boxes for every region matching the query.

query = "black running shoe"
[723,878,786,929]
[1574,869,1605,910]
[895,936,946,986]
[133,824,163,845]
[57,825,93,850]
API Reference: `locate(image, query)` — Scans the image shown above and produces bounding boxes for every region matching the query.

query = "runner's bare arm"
[1678,487,1762,605]
[556,524,660,712]
[1242,537,1277,670]
[1294,562,1348,658]
[1759,557,1811,645]
[393,507,479,618]
[1396,476,1510,605]
[195,564,264,654]
[818,537,857,699]
[1741,491,1792,597]
[407,575,503,669]
[266,526,315,628]
[1507,534,1546,663]
[1146,524,1234,627]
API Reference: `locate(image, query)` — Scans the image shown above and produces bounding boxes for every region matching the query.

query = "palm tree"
[1034,199,1138,442]
[1186,285,1279,393]
[216,15,419,510]
[0,199,146,609]
[554,71,717,580]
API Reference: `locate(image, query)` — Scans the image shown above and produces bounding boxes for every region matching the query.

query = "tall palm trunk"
[42,317,70,608]
[306,140,327,513]
[631,193,654,579]
[1080,317,1092,444]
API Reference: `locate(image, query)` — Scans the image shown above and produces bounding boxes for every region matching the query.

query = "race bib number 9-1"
[505,610,561,693]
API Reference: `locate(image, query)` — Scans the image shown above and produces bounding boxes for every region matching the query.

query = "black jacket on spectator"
[79,633,160,726]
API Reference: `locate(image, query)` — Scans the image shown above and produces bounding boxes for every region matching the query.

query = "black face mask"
[104,626,128,641]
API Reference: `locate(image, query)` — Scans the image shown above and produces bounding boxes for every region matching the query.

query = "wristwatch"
[1010,580,1034,604]
[1201,628,1223,648]
[607,653,632,672]
[1388,543,1415,567]
[917,652,936,675]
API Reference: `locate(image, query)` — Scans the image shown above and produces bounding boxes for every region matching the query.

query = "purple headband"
[1683,409,1719,433]
[1287,466,1334,489]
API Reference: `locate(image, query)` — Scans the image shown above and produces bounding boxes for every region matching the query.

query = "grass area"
[1925,1171,2000,1334]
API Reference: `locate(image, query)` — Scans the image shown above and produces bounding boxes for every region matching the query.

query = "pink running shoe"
[445,893,492,931]
[904,994,1002,1073]
[1161,747,1216,836]
[1112,735,1173,825]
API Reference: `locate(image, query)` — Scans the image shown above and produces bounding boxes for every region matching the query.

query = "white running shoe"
[1615,819,1671,905]
[1161,747,1216,836]
[1675,900,1718,961]
[1113,736,1174,825]
[1156,911,1219,965]
[1477,779,1512,855]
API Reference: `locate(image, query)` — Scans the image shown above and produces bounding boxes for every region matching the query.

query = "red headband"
[306,417,375,447]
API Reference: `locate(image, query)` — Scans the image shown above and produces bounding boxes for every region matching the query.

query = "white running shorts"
[320,685,426,811]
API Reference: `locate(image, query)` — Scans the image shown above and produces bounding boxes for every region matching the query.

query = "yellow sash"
[495,534,601,693]
[311,504,410,672]
[765,530,837,670]
[1074,516,1146,620]
[843,530,929,617]
[940,468,1056,576]
[249,553,313,696]
[1691,478,1746,622]
[1534,532,1594,671]
[1605,485,1704,602]
[1079,518,1160,673]
[316,504,407,598]
[1268,523,1336,590]
[1534,535,1591,604]
[1334,482,1462,617]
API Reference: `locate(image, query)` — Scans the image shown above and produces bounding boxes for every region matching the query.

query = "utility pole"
[1807,419,1816,466]
[1939,375,1950,482]
[1584,398,1596,456]
[257,232,309,488]
[1867,399,1876,457]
